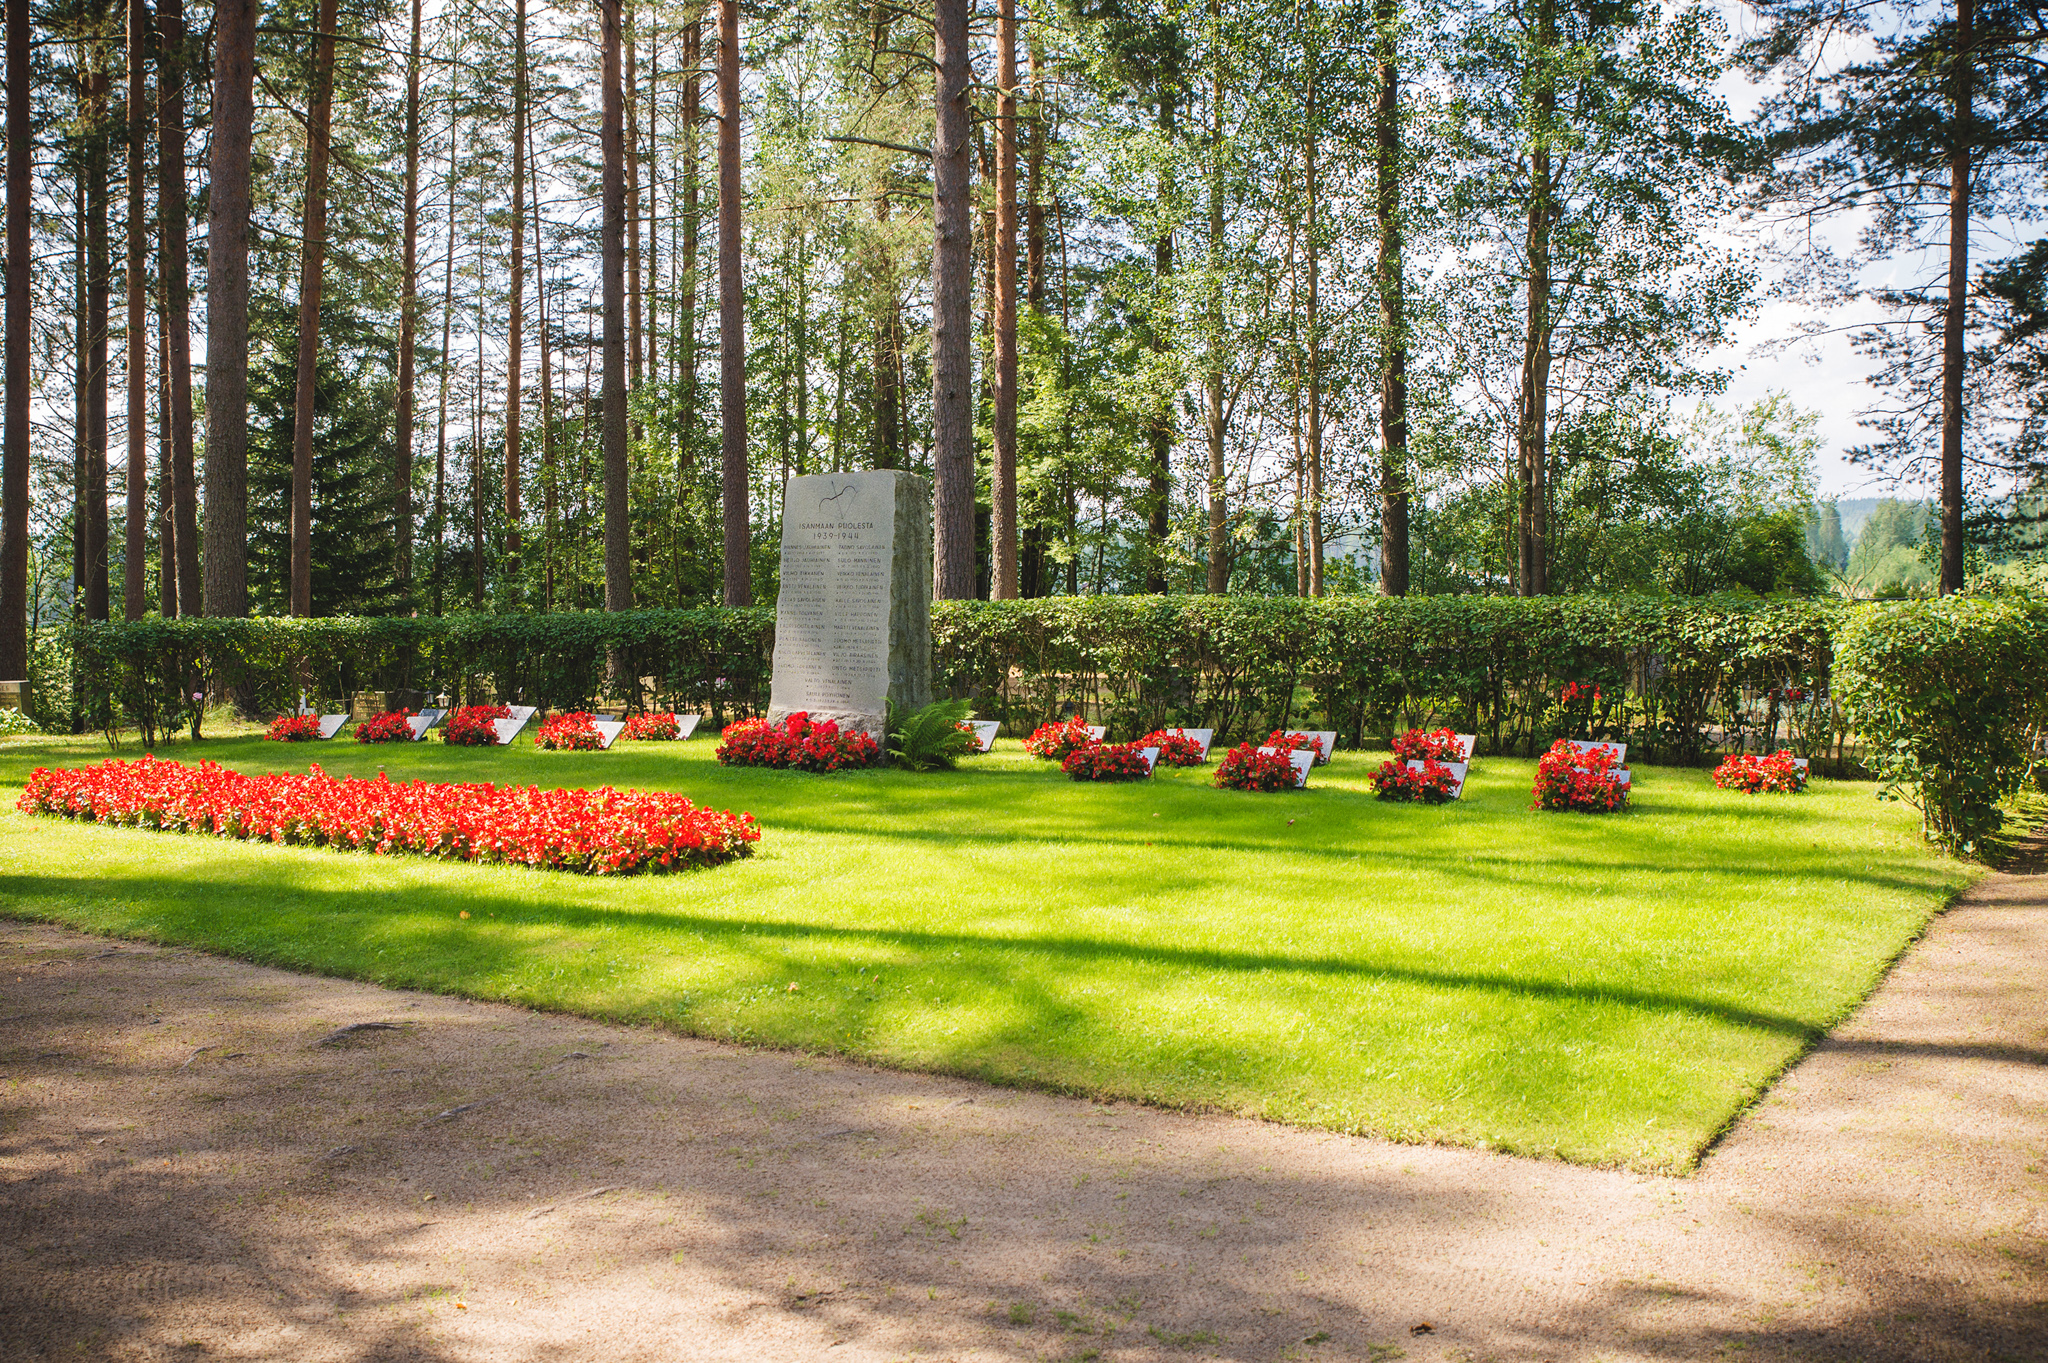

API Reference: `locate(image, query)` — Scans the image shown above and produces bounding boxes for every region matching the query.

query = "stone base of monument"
[767,470,933,746]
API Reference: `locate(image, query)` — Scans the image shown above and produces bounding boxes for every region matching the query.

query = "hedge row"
[73,595,1850,766]
[1834,597,2048,853]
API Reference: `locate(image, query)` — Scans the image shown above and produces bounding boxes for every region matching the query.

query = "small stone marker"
[590,719,626,750]
[674,714,702,740]
[1406,758,1469,799]
[1284,730,1338,765]
[1793,756,1810,777]
[967,720,1000,753]
[1259,746,1315,788]
[491,705,538,747]
[1138,746,1160,775]
[768,470,932,742]
[314,714,348,740]
[1167,727,1214,760]
[406,708,445,741]
[1084,724,1107,742]
[1452,733,1477,762]
[1570,738,1626,765]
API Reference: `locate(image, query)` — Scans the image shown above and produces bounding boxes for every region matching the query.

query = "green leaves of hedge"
[1835,598,2048,853]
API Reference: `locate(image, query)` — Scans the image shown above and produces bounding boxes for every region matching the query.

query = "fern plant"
[887,699,980,772]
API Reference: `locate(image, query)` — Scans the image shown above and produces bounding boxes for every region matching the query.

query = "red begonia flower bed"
[1712,749,1807,794]
[534,712,605,751]
[1390,727,1464,763]
[1023,716,1096,760]
[1263,729,1326,761]
[622,712,682,741]
[355,710,416,744]
[1531,739,1627,813]
[17,756,759,875]
[444,704,511,746]
[716,712,881,772]
[1371,758,1459,803]
[1214,743,1299,792]
[1136,730,1207,766]
[265,714,323,742]
[1061,742,1153,782]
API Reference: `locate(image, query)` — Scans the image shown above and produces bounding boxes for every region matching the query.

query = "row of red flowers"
[1531,739,1626,813]
[264,714,323,742]
[17,756,759,874]
[1712,749,1807,794]
[1371,758,1460,804]
[1214,742,1299,792]
[716,712,881,772]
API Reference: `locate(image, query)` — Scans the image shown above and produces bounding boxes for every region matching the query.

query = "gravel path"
[1,862,2042,1363]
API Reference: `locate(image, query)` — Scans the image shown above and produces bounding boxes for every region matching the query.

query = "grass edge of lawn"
[0,824,1984,1178]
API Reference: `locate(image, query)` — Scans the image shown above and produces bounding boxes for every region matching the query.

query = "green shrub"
[886,699,980,772]
[1835,597,2048,854]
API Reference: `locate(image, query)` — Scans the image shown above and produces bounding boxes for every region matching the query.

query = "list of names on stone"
[770,474,895,718]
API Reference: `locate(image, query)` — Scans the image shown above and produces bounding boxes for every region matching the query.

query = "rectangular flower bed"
[17,756,759,875]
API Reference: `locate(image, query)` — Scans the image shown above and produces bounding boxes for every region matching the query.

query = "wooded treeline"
[0,0,2043,677]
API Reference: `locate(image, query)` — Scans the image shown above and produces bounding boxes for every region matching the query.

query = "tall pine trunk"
[395,0,422,586]
[600,0,633,611]
[991,0,1018,599]
[84,53,110,623]
[533,114,555,608]
[717,0,748,605]
[1374,0,1408,596]
[505,0,526,580]
[157,0,197,614]
[123,0,147,620]
[931,0,974,599]
[1203,0,1226,596]
[1515,0,1555,598]
[432,72,459,617]
[1938,0,1971,595]
[202,0,257,617]
[625,4,642,390]
[288,0,340,618]
[1,0,29,670]
[1144,95,1174,595]
[1303,89,1325,596]
[1019,32,1046,596]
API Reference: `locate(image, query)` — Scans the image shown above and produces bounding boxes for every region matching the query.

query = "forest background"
[2,0,2045,682]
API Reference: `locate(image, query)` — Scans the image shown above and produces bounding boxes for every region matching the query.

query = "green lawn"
[0,729,1971,1171]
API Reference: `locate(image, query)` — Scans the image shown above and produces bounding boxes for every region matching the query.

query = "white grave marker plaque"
[1084,724,1107,742]
[967,720,1000,753]
[769,471,932,742]
[1570,738,1626,765]
[591,719,626,750]
[1284,730,1338,764]
[1138,746,1160,775]
[315,714,347,740]
[674,714,702,740]
[1167,727,1214,760]
[1259,746,1315,788]
[406,708,445,740]
[1452,733,1477,761]
[491,705,537,747]
[1406,758,1469,799]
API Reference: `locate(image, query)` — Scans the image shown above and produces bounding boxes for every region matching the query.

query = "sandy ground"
[1,868,2043,1363]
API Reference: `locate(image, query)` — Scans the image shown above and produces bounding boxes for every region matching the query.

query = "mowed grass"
[0,730,1972,1170]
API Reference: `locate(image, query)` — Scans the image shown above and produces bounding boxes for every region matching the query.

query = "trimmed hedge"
[1834,597,2048,853]
[69,609,774,746]
[74,595,1851,769]
[932,594,1850,769]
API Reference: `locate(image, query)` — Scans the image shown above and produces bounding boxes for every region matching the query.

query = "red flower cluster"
[16,755,759,875]
[444,704,511,746]
[354,710,416,744]
[1371,758,1459,804]
[1263,730,1326,761]
[1215,742,1299,792]
[1391,727,1464,762]
[1531,738,1627,813]
[265,714,323,742]
[716,712,881,773]
[534,712,605,751]
[1713,749,1807,794]
[1061,742,1154,782]
[622,712,682,741]
[1561,680,1604,708]
[1137,730,1206,766]
[1024,716,1097,760]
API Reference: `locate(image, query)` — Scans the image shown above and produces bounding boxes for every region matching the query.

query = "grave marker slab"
[590,719,626,751]
[1284,730,1338,764]
[1452,733,1477,761]
[1570,738,1626,765]
[314,714,347,740]
[967,720,1000,753]
[1138,746,1160,775]
[768,470,932,742]
[1166,727,1214,760]
[406,709,446,741]
[491,705,538,747]
[1084,724,1107,742]
[674,714,702,740]
[1259,745,1315,788]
